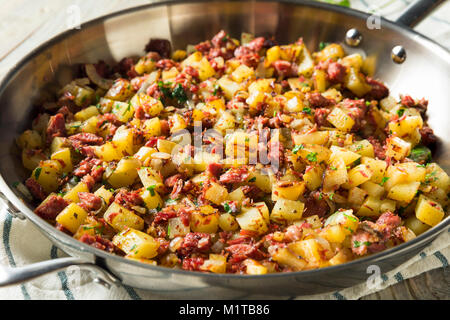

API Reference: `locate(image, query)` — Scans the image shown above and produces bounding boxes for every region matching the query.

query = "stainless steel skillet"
[0,0,448,297]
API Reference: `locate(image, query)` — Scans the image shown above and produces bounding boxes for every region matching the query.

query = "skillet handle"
[0,257,120,289]
[396,0,446,28]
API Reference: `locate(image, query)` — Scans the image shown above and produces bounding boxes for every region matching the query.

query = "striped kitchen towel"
[0,205,448,300]
[0,0,449,300]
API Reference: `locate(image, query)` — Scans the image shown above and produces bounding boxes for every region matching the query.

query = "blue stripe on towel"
[433,251,448,268]
[123,284,142,300]
[3,213,31,299]
[393,272,404,283]
[50,246,75,300]
[333,292,346,300]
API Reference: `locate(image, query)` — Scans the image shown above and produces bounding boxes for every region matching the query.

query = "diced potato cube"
[217,76,240,100]
[415,194,445,227]
[361,181,385,198]
[272,181,305,201]
[425,163,450,191]
[329,146,361,166]
[329,249,351,266]
[162,67,179,80]
[214,111,236,133]
[97,97,115,114]
[172,50,187,61]
[323,158,348,192]
[50,148,73,173]
[112,228,159,259]
[134,56,156,75]
[200,254,227,274]
[107,158,140,188]
[56,203,88,233]
[380,199,396,213]
[313,69,328,92]
[111,101,134,123]
[228,187,245,203]
[93,142,119,161]
[218,213,239,231]
[357,196,381,217]
[94,186,113,204]
[17,130,42,149]
[247,169,272,193]
[388,115,423,137]
[50,137,68,154]
[142,118,161,137]
[348,140,374,158]
[112,126,134,157]
[347,187,367,205]
[231,64,255,83]
[341,53,363,70]
[133,146,157,166]
[270,199,304,222]
[63,181,89,203]
[169,113,187,133]
[167,217,190,238]
[81,116,100,134]
[31,160,62,193]
[316,43,345,62]
[105,78,134,101]
[361,157,387,184]
[251,202,270,224]
[141,187,163,210]
[204,98,226,115]
[192,151,222,172]
[292,131,329,146]
[190,206,219,233]
[342,164,373,189]
[387,181,420,203]
[295,144,331,164]
[104,202,144,231]
[197,57,216,81]
[327,107,355,132]
[22,149,47,171]
[157,139,177,154]
[303,165,324,191]
[322,224,346,243]
[271,247,307,271]
[386,136,411,161]
[74,106,99,121]
[288,239,324,267]
[324,209,359,235]
[204,182,228,205]
[297,46,314,76]
[137,167,164,192]
[130,93,164,117]
[236,206,268,235]
[344,67,371,97]
[182,52,216,81]
[380,96,397,112]
[266,46,281,65]
[405,215,431,236]
[243,259,268,275]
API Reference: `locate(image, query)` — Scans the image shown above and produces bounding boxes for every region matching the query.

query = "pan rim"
[0,0,449,282]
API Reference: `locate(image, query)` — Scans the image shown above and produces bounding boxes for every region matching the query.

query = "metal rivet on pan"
[345,28,362,46]
[391,45,407,64]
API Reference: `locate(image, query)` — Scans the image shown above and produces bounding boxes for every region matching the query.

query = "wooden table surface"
[0,0,448,300]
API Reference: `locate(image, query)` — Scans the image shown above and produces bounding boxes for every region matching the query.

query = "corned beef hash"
[15,31,449,274]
